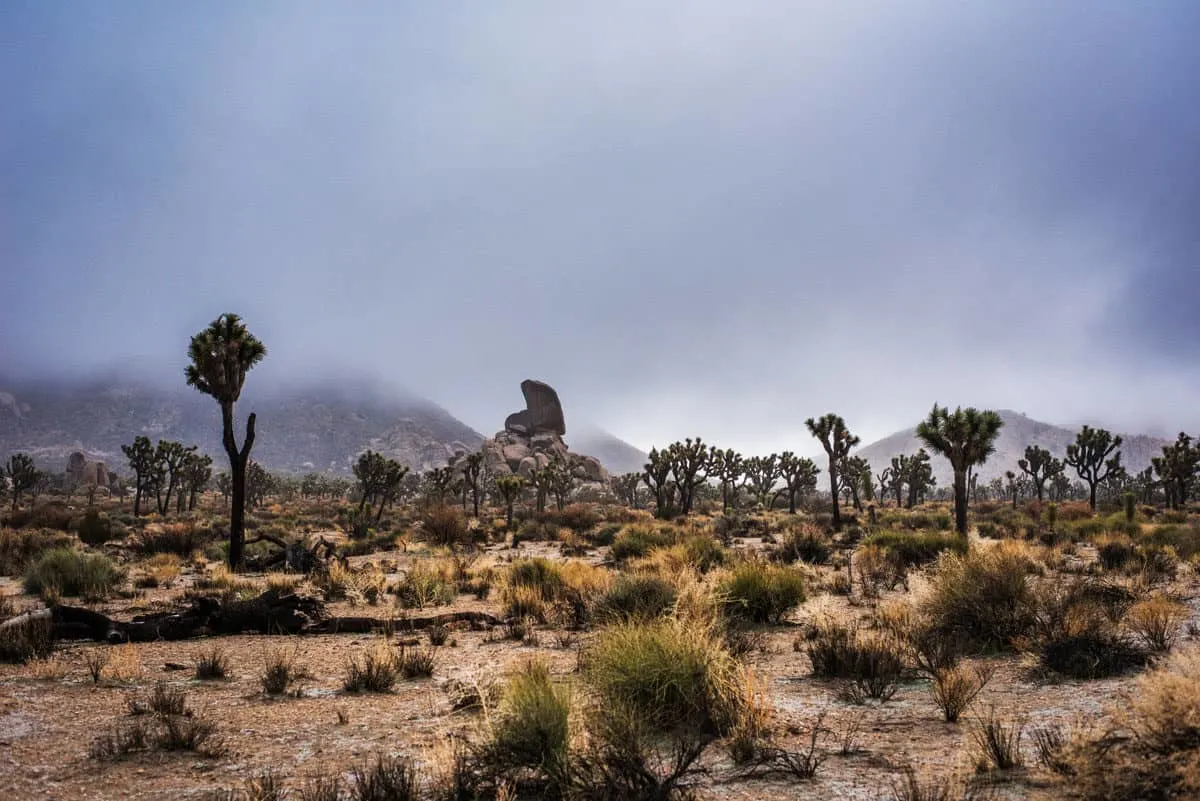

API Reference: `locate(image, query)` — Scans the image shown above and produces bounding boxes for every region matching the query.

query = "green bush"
[583,618,741,734]
[861,530,966,569]
[593,574,677,623]
[23,548,125,598]
[485,660,571,775]
[75,510,117,546]
[609,526,673,562]
[1145,524,1200,561]
[507,557,565,599]
[717,561,805,624]
[920,545,1037,652]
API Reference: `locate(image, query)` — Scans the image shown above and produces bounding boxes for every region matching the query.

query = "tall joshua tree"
[805,414,860,530]
[1065,425,1123,511]
[185,313,266,569]
[916,404,1004,535]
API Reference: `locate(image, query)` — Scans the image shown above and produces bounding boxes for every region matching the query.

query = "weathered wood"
[14,591,505,645]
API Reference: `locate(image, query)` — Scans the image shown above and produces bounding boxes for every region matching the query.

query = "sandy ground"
[0,538,1193,800]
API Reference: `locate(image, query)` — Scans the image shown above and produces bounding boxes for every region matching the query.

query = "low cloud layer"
[3,2,1198,455]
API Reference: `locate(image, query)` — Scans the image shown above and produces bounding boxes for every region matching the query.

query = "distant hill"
[857,410,1169,485]
[0,376,483,475]
[568,425,648,475]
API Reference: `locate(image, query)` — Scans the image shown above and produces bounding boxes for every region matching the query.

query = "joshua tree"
[354,450,411,522]
[422,466,457,506]
[546,455,575,511]
[806,414,860,530]
[778,451,820,514]
[122,437,157,517]
[152,440,196,516]
[1064,426,1123,511]
[916,404,1004,535]
[666,438,708,516]
[903,450,935,508]
[610,472,642,508]
[875,467,894,507]
[462,452,486,517]
[180,452,213,512]
[495,475,524,529]
[4,453,37,512]
[743,454,782,509]
[708,447,745,513]
[642,447,675,518]
[528,464,553,513]
[837,455,870,512]
[1004,470,1021,508]
[245,461,275,509]
[1017,445,1063,502]
[185,313,266,568]
[1152,432,1199,510]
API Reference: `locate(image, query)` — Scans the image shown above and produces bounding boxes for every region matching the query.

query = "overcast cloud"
[3,1,1198,455]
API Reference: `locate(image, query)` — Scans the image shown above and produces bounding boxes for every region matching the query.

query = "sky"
[3,2,1199,455]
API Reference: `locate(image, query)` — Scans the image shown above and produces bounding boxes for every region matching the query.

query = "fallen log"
[2,590,504,644]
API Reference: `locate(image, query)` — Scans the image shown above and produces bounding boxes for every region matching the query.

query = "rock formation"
[455,379,607,485]
[65,451,109,490]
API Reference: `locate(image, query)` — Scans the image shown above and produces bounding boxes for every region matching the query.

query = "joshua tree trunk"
[221,403,256,570]
[953,469,968,536]
[1088,481,1097,511]
[828,463,841,530]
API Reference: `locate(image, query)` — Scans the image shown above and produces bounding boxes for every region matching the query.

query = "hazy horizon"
[5,2,1199,455]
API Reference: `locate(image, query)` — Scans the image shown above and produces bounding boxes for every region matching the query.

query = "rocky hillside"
[0,377,484,475]
[857,410,1169,485]
[568,425,648,475]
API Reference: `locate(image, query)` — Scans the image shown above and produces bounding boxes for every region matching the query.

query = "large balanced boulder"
[504,379,566,436]
[65,452,109,490]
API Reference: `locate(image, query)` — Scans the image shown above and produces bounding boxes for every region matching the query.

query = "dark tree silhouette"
[1064,425,1123,511]
[1016,445,1063,502]
[805,414,860,530]
[916,404,1004,535]
[185,313,267,569]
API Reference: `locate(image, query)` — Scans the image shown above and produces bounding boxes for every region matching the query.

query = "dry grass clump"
[854,544,905,597]
[1125,594,1190,653]
[0,527,73,575]
[716,560,805,624]
[970,708,1024,771]
[421,504,472,549]
[610,525,675,562]
[863,529,967,569]
[481,659,572,781]
[804,618,906,702]
[22,547,126,600]
[91,685,225,760]
[315,561,386,604]
[1029,578,1149,679]
[194,645,231,680]
[500,558,609,622]
[929,664,993,723]
[0,610,54,663]
[135,553,181,588]
[393,560,456,609]
[260,643,305,696]
[131,521,213,556]
[770,520,831,565]
[344,641,399,692]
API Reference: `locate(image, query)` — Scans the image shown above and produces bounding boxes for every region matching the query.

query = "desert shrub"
[583,617,742,734]
[1144,523,1200,561]
[1126,594,1190,653]
[1062,648,1200,798]
[854,544,905,597]
[772,523,831,565]
[350,755,421,801]
[0,611,54,663]
[7,502,74,531]
[929,664,993,722]
[1095,534,1136,571]
[0,528,73,575]
[920,545,1038,652]
[393,562,456,609]
[421,505,472,549]
[131,522,215,557]
[75,509,117,546]
[593,574,678,623]
[1040,630,1147,679]
[507,557,565,597]
[483,660,571,778]
[1056,502,1094,522]
[970,709,1024,771]
[588,522,622,547]
[610,525,674,562]
[22,548,125,599]
[1134,543,1180,584]
[259,645,304,695]
[397,645,436,678]
[717,561,805,624]
[136,553,182,588]
[678,533,728,572]
[567,712,709,801]
[194,646,230,680]
[806,619,905,700]
[554,504,600,534]
[863,530,966,569]
[344,643,399,692]
[974,521,1000,540]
